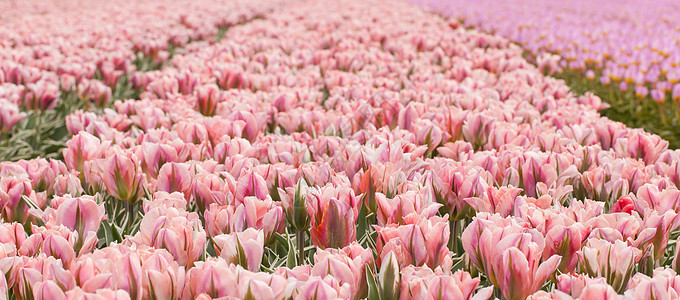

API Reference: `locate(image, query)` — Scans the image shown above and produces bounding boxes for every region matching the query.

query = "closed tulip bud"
[378,251,400,300]
[280,179,310,232]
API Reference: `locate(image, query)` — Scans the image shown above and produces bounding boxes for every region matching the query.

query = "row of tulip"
[0,0,282,160]
[406,0,680,147]
[3,0,680,299]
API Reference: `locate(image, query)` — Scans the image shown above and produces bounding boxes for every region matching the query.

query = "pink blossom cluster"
[2,0,680,299]
[408,0,680,101]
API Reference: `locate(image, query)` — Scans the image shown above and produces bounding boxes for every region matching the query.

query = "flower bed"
[407,0,680,148]
[1,0,679,299]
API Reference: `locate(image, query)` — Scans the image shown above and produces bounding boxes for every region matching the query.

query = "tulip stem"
[297,230,305,265]
[450,219,458,254]
[34,110,43,150]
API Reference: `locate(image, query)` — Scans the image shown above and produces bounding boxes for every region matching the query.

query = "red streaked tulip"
[306,184,358,249]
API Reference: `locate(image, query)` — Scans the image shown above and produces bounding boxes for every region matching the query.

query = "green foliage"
[0,91,81,161]
[554,68,680,148]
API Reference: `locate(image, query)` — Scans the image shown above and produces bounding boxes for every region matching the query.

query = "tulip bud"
[281,179,310,232]
[378,251,400,300]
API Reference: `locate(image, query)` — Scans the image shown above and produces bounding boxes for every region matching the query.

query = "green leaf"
[366,265,380,300]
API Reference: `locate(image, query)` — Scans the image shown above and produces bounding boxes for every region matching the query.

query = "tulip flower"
[579,238,642,293]
[131,207,206,267]
[305,183,358,249]
[213,228,265,272]
[242,196,285,244]
[462,215,561,300]
[544,223,589,273]
[465,185,522,217]
[97,148,146,203]
[0,101,26,133]
[22,80,60,110]
[53,195,104,253]
[156,162,192,196]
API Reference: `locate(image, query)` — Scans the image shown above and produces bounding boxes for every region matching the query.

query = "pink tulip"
[191,173,227,212]
[242,196,285,244]
[194,84,222,116]
[400,266,492,300]
[156,162,192,196]
[116,252,143,300]
[376,215,451,270]
[0,101,26,133]
[375,191,442,226]
[312,243,374,299]
[188,259,289,299]
[306,184,359,249]
[53,195,104,252]
[53,172,84,197]
[131,207,206,267]
[77,79,112,107]
[34,280,67,300]
[555,273,608,298]
[136,142,180,179]
[22,80,60,110]
[544,223,589,273]
[466,185,522,217]
[96,148,146,203]
[213,228,264,272]
[462,215,561,300]
[294,276,352,300]
[0,176,40,223]
[41,234,77,268]
[234,169,269,203]
[203,204,246,237]
[142,251,187,300]
[579,238,642,293]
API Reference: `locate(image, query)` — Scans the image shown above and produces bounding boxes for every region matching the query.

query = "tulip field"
[2,0,680,299]
[410,0,680,147]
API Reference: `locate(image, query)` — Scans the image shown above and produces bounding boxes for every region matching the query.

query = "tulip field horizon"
[1,0,680,299]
